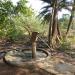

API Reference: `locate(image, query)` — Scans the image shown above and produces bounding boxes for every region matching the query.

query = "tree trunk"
[66,0,75,35]
[48,0,61,48]
[52,0,57,36]
[48,9,54,47]
[57,21,61,37]
[51,0,58,47]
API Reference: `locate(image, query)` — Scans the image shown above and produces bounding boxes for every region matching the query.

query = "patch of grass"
[57,36,71,52]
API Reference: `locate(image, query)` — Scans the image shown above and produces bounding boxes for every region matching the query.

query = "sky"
[12,0,44,12]
[12,0,70,18]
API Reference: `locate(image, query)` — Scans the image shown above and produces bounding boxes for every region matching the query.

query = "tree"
[14,0,33,16]
[0,0,33,40]
[0,0,14,24]
[0,0,15,39]
[39,0,73,48]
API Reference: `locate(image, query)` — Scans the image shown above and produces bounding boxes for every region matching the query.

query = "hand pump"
[31,32,38,59]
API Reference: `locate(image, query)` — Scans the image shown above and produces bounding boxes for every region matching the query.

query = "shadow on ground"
[0,59,55,75]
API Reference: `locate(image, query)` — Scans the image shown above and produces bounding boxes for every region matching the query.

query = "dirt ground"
[0,59,56,75]
[0,40,55,75]
[0,39,75,75]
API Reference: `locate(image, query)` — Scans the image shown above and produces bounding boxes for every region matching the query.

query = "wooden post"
[31,32,38,59]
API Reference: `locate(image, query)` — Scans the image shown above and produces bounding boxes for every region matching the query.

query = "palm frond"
[40,0,51,3]
[41,5,50,10]
[39,0,73,24]
[42,13,51,23]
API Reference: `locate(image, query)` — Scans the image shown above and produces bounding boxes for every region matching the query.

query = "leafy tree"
[14,0,33,16]
[0,0,33,40]
[0,0,14,24]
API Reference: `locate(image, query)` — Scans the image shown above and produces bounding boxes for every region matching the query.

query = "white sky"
[12,0,70,18]
[12,0,44,12]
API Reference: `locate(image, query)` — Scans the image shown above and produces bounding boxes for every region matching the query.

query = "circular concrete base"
[3,49,50,67]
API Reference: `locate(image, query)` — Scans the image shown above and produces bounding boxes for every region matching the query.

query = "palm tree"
[39,0,73,48]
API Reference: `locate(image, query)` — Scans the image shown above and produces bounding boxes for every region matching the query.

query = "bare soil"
[0,39,75,75]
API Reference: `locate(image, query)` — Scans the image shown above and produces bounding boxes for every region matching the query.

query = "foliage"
[58,36,71,52]
[59,14,70,29]
[0,0,47,40]
[0,0,33,40]
[14,0,33,16]
[13,15,48,36]
[0,0,14,24]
